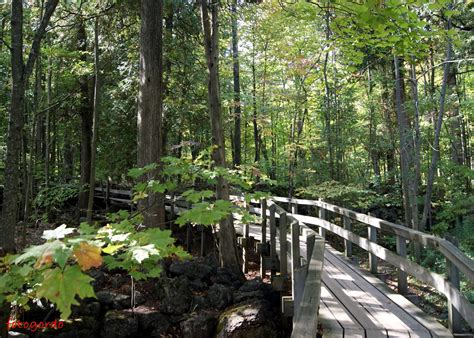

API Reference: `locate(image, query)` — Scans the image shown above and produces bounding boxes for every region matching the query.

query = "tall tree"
[231,0,242,167]
[87,17,102,224]
[420,17,453,232]
[201,0,242,276]
[77,20,93,214]
[0,0,59,255]
[137,0,166,228]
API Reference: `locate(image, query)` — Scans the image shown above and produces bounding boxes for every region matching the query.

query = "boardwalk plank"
[325,246,452,337]
[323,258,413,335]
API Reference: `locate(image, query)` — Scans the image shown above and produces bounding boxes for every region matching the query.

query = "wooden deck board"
[323,251,428,335]
[323,258,414,335]
[324,245,452,337]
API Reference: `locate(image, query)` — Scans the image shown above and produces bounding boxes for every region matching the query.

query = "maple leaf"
[14,240,65,266]
[36,265,95,319]
[73,242,103,271]
[42,224,75,240]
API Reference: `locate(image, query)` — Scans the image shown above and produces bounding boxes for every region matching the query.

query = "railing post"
[269,204,277,276]
[242,222,250,273]
[318,199,326,238]
[306,233,315,267]
[343,216,352,258]
[259,199,268,277]
[368,213,378,274]
[446,236,461,333]
[291,221,302,317]
[396,235,407,295]
[291,201,298,215]
[261,199,267,245]
[280,212,288,277]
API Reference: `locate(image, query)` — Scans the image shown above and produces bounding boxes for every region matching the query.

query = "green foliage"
[34,184,81,211]
[297,180,379,210]
[0,208,188,319]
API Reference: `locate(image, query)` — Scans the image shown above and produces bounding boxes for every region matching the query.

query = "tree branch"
[23,0,59,81]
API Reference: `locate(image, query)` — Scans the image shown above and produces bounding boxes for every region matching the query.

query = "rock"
[156,276,192,314]
[88,269,106,290]
[180,314,217,338]
[81,301,101,317]
[101,310,139,338]
[189,279,209,291]
[208,284,233,310]
[110,274,128,289]
[212,267,244,288]
[8,333,29,338]
[96,290,144,310]
[169,260,213,280]
[239,279,265,293]
[133,305,170,333]
[233,290,265,304]
[96,290,115,306]
[216,299,277,338]
[40,317,100,338]
[191,295,211,311]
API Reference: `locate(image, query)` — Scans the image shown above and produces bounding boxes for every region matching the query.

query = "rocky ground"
[9,253,290,338]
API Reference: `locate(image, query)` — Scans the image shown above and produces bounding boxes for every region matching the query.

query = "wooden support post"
[260,199,268,277]
[269,204,277,276]
[306,233,315,266]
[105,178,111,211]
[280,212,288,277]
[291,202,298,215]
[318,200,326,238]
[291,221,302,315]
[446,236,461,333]
[396,235,407,295]
[368,213,378,274]
[243,222,250,273]
[343,216,352,258]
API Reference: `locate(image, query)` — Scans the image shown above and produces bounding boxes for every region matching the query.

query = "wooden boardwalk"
[239,222,453,337]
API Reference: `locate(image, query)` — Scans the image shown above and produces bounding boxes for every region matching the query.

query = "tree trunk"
[420,19,453,232]
[201,0,242,277]
[252,47,259,163]
[87,17,101,224]
[231,0,242,168]
[137,0,166,228]
[394,56,420,260]
[77,21,92,214]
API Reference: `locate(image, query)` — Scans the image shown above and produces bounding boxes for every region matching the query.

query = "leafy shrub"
[296,180,379,210]
[34,183,81,210]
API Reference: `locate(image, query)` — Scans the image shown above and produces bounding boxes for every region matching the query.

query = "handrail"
[270,196,474,282]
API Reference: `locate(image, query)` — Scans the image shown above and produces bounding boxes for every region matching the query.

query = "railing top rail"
[270,196,474,281]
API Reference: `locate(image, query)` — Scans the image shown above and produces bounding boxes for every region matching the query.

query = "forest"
[0,0,473,337]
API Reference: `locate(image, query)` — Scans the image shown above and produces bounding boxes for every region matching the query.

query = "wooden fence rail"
[267,196,474,333]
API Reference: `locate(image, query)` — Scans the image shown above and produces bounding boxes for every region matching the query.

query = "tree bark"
[420,18,453,232]
[137,0,166,228]
[201,0,242,277]
[77,21,93,214]
[87,17,101,224]
[231,0,242,168]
